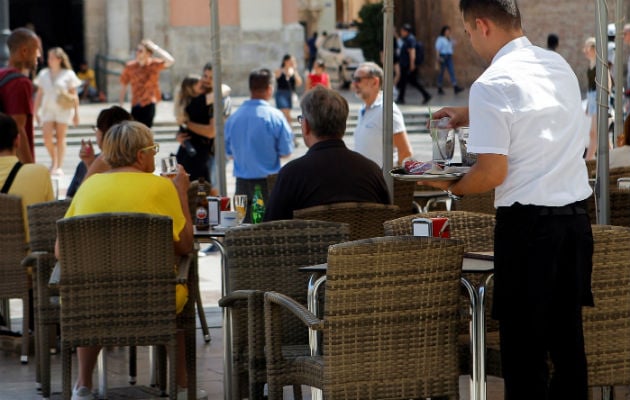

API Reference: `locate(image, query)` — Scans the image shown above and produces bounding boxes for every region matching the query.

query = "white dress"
[34,68,82,124]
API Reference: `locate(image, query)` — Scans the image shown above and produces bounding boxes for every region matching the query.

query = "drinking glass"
[233,194,247,225]
[429,117,455,166]
[160,156,178,178]
[458,127,478,166]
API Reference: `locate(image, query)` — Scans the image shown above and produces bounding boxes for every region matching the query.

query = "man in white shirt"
[352,62,412,168]
[426,1,593,399]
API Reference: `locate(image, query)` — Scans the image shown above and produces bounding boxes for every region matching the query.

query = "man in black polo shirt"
[264,86,390,221]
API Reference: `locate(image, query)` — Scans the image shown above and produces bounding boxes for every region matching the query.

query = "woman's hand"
[79,139,96,167]
[172,164,190,195]
[176,130,190,145]
[72,113,79,127]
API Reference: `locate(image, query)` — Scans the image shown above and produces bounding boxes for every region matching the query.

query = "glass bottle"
[194,177,209,230]
[250,184,265,224]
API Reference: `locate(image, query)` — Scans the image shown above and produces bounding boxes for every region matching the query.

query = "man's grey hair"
[358,62,384,88]
[300,86,349,139]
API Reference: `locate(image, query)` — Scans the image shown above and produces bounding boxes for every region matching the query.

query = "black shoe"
[454,86,465,94]
[422,95,432,105]
[437,88,445,95]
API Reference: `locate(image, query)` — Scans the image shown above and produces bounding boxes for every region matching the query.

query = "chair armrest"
[176,254,191,284]
[218,289,260,308]
[48,261,61,289]
[22,251,49,267]
[264,291,323,331]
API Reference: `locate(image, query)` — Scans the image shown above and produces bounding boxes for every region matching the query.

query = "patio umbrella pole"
[208,4,233,400]
[211,0,227,197]
[613,0,624,144]
[382,0,394,200]
[595,0,610,224]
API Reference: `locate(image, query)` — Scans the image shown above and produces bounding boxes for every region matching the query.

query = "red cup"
[220,196,231,211]
[431,217,450,238]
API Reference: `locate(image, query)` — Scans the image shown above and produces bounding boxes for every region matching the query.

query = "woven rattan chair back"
[323,236,463,399]
[451,190,495,215]
[585,159,596,177]
[384,210,497,375]
[583,224,630,389]
[607,166,630,186]
[392,179,417,216]
[587,189,630,227]
[223,219,349,399]
[25,199,70,396]
[56,213,178,400]
[384,210,495,252]
[293,201,399,241]
[0,193,30,363]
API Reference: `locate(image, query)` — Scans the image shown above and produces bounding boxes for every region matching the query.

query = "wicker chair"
[585,159,597,177]
[383,210,495,251]
[0,193,30,364]
[451,190,495,215]
[218,220,350,400]
[606,166,630,186]
[186,180,211,342]
[264,236,464,400]
[384,210,499,378]
[21,199,70,397]
[583,225,630,397]
[293,202,399,241]
[392,179,418,216]
[587,189,630,227]
[56,213,190,400]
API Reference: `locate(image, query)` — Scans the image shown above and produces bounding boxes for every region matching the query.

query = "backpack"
[0,71,24,113]
[414,41,425,66]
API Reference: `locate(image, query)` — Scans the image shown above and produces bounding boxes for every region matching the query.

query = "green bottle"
[251,184,265,224]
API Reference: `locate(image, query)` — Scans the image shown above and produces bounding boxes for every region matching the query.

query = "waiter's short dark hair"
[459,0,521,30]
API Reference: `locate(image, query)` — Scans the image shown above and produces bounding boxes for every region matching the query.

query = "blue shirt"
[435,36,453,55]
[224,99,294,179]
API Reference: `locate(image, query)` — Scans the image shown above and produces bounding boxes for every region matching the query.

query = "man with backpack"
[396,24,432,105]
[0,28,41,164]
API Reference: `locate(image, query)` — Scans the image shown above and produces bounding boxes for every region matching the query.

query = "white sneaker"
[71,385,93,400]
[177,387,208,400]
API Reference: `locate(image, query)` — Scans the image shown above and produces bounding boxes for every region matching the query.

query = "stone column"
[106,0,130,101]
[107,0,130,58]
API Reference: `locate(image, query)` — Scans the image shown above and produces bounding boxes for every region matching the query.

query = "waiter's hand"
[429,107,470,129]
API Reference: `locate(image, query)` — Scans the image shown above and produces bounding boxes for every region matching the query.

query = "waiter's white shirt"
[467,36,592,207]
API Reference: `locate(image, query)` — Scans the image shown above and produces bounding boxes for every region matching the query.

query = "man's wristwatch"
[446,185,463,200]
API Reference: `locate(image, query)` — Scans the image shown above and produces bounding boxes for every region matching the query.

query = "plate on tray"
[390,167,469,182]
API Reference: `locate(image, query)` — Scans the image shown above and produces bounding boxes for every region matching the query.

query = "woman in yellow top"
[55,121,203,400]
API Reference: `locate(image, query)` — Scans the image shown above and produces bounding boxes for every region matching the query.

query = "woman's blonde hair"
[102,121,153,168]
[174,74,201,124]
[48,47,73,70]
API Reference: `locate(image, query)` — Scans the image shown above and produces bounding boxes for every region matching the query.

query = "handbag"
[56,90,77,110]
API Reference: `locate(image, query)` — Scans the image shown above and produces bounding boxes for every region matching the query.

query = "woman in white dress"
[34,47,82,175]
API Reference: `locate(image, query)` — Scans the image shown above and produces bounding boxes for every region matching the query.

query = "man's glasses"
[140,144,160,154]
[297,115,304,124]
[352,75,369,83]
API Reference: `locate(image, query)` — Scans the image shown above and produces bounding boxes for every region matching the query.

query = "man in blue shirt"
[224,68,294,222]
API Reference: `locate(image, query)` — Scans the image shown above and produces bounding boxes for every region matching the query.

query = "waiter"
[425,1,593,399]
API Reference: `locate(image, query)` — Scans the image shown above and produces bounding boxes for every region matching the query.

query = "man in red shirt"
[0,28,41,163]
[119,39,174,128]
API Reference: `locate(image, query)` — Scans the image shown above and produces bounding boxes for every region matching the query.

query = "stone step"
[34,111,432,146]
